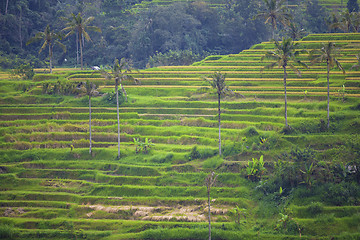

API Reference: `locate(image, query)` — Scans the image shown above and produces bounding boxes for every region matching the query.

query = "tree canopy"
[0,0,354,69]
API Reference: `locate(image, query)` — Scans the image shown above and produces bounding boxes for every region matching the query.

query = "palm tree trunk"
[19,8,22,49]
[76,33,79,68]
[272,27,275,40]
[327,60,330,129]
[5,0,9,14]
[218,92,221,156]
[89,94,92,154]
[79,32,83,70]
[283,65,288,127]
[208,188,211,240]
[49,43,52,74]
[116,82,121,158]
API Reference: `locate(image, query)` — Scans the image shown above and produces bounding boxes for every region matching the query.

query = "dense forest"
[0,0,355,69]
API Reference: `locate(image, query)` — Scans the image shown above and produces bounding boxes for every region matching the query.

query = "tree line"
[1,0,359,69]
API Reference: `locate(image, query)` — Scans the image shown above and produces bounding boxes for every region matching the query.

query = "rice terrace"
[1,0,360,239]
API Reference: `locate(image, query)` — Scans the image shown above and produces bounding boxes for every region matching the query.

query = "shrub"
[188,146,201,161]
[305,202,324,217]
[0,224,15,239]
[246,155,266,181]
[322,182,360,206]
[244,126,259,137]
[150,153,174,164]
[280,125,296,135]
[102,89,126,106]
[12,63,34,80]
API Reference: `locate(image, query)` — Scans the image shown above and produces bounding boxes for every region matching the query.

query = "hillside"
[133,0,347,9]
[0,33,360,239]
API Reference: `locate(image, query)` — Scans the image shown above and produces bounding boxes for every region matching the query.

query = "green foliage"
[148,50,205,68]
[188,146,201,161]
[229,205,247,224]
[244,126,259,137]
[133,138,154,154]
[102,89,126,105]
[0,224,15,239]
[42,80,81,95]
[150,153,174,164]
[246,155,266,181]
[12,63,34,80]
[322,182,360,205]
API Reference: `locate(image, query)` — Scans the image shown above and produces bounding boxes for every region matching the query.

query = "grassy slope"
[0,33,360,239]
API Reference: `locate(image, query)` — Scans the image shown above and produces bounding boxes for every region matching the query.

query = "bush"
[322,182,360,206]
[150,153,174,164]
[0,224,15,239]
[305,202,324,217]
[244,126,259,137]
[188,146,201,161]
[102,89,126,106]
[12,63,34,80]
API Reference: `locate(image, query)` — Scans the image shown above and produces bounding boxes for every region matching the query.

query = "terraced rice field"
[0,33,360,239]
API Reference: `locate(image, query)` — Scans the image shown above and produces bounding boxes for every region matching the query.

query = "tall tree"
[62,13,101,69]
[100,59,139,158]
[310,42,345,129]
[286,22,306,41]
[262,38,307,127]
[78,81,97,154]
[26,25,66,73]
[205,172,218,240]
[5,0,9,14]
[331,9,353,33]
[203,72,230,156]
[255,0,292,39]
[351,11,360,32]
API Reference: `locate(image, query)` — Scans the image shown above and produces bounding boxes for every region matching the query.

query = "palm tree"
[310,42,345,129]
[351,12,360,32]
[255,0,292,39]
[286,22,306,41]
[262,38,307,127]
[203,72,230,156]
[62,13,101,70]
[100,59,139,158]
[78,81,97,154]
[26,25,66,73]
[331,9,352,33]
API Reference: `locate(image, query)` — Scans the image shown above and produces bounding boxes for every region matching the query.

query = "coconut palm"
[262,37,307,127]
[100,59,139,158]
[351,12,360,32]
[62,13,101,70]
[331,9,353,33]
[203,72,230,156]
[77,81,97,154]
[255,0,292,39]
[286,22,306,41]
[26,25,66,73]
[310,42,345,129]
